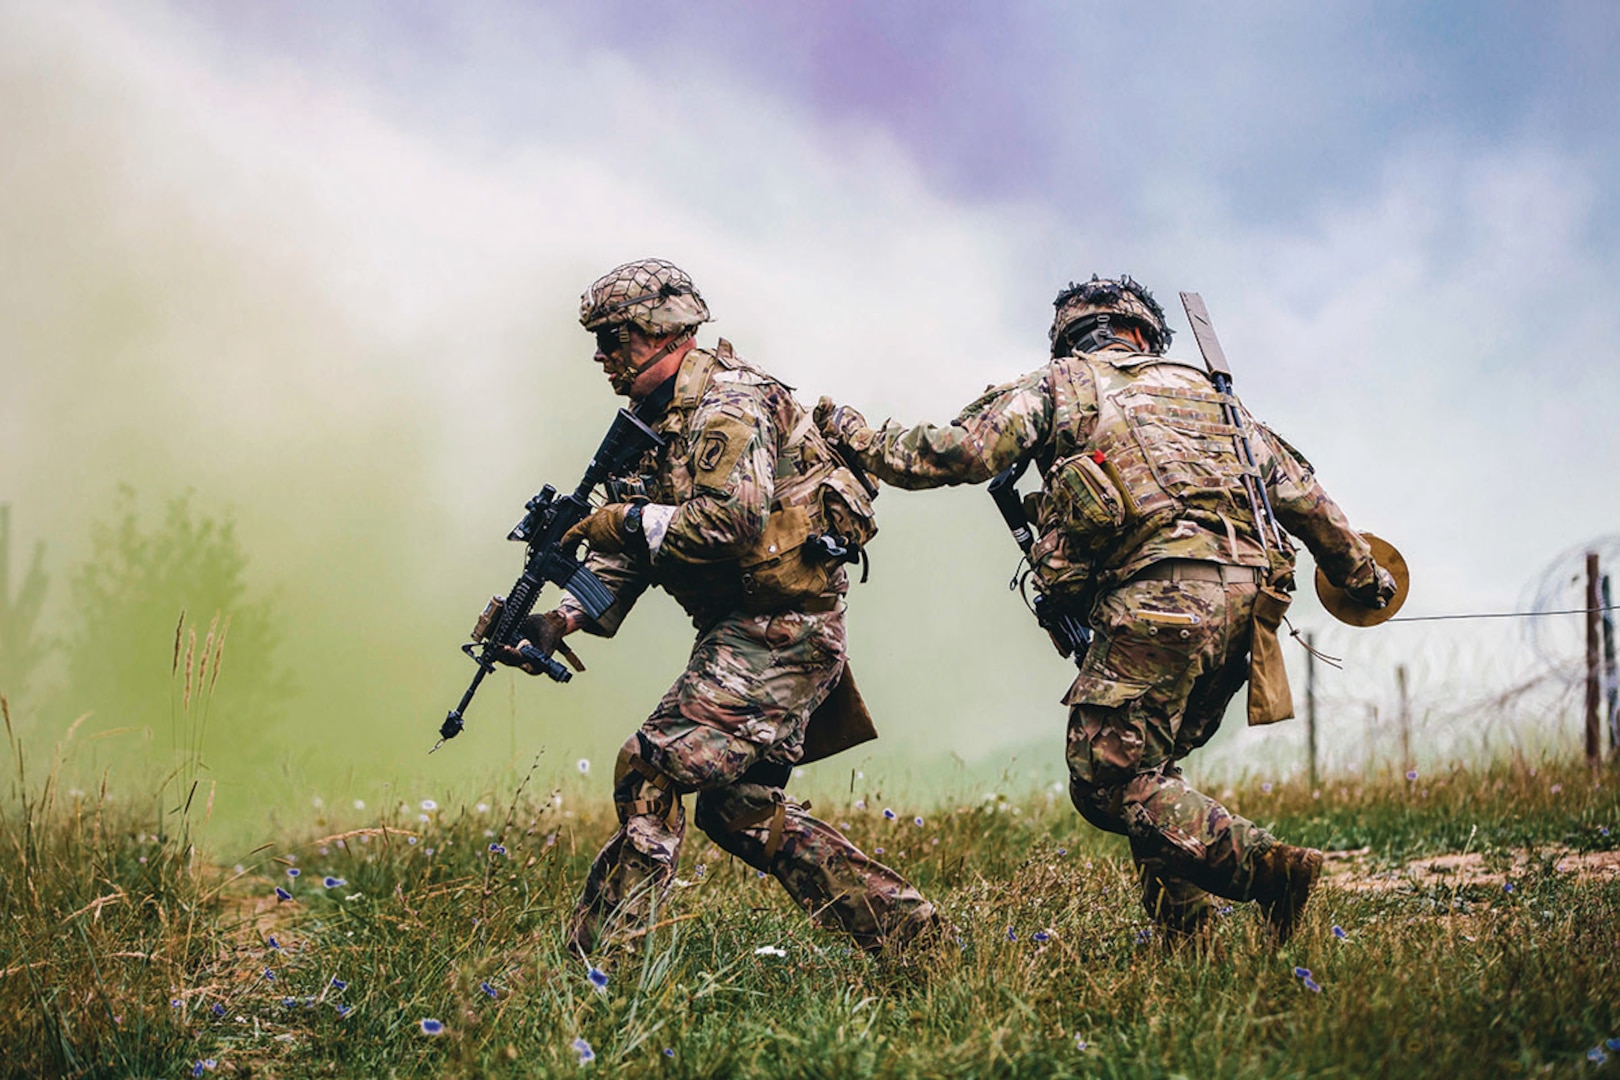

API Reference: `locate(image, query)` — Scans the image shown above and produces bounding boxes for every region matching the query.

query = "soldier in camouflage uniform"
[818,276,1396,944]
[496,259,940,957]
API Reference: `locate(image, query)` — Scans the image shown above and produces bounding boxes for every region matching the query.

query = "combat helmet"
[579,258,711,336]
[1049,274,1172,357]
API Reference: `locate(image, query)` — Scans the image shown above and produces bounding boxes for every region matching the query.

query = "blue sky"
[3,1,1617,799]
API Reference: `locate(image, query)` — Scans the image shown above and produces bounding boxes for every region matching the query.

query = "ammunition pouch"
[736,439,878,613]
[1047,450,1130,552]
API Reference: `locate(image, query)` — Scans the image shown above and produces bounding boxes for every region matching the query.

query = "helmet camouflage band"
[579,258,711,336]
[1049,274,1172,356]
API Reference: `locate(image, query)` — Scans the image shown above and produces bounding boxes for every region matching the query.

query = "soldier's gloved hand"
[814,395,870,448]
[1344,564,1398,609]
[561,503,643,555]
[520,610,570,656]
[492,611,583,675]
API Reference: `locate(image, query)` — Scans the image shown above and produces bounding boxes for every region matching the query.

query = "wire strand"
[1386,604,1620,624]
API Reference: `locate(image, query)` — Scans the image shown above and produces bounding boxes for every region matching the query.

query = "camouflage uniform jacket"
[849,347,1379,596]
[560,340,848,633]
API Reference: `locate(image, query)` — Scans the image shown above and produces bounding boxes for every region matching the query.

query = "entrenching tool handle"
[1179,292,1230,378]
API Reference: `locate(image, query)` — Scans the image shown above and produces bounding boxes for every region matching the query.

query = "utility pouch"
[1046,451,1128,552]
[800,663,878,764]
[738,505,835,612]
[1246,585,1295,725]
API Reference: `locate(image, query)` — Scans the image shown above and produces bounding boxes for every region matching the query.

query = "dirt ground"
[1324,845,1620,892]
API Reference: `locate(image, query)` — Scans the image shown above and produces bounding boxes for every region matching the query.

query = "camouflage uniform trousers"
[571,607,938,954]
[1065,573,1280,932]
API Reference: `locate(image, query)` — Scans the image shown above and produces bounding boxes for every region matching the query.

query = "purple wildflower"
[420,1018,444,1036]
[1293,966,1311,979]
[480,981,498,999]
[1333,925,1348,939]
[587,967,609,993]
[211,1003,225,1017]
[286,867,300,878]
[1033,930,1052,944]
[572,1037,595,1064]
[324,876,345,888]
[882,808,896,820]
[335,1003,352,1018]
[267,936,280,949]
[274,886,292,902]
[1303,977,1322,993]
[331,978,347,991]
[1006,927,1017,942]
[913,816,924,827]
[488,843,506,855]
[1406,770,1419,781]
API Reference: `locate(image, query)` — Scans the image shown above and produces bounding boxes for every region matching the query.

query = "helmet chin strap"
[608,327,694,391]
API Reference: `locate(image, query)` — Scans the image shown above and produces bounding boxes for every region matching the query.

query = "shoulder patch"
[692,413,755,489]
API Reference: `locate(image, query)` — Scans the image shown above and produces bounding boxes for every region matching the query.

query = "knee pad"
[613,734,679,827]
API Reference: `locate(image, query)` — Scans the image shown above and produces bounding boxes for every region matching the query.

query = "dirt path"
[1323,846,1620,892]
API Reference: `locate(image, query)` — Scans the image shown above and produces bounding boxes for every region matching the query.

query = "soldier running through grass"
[495,259,940,957]
[816,276,1397,945]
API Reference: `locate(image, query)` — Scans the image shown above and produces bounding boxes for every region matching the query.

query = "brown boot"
[1249,844,1323,944]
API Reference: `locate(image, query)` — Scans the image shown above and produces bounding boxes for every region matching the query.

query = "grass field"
[4,740,1619,1079]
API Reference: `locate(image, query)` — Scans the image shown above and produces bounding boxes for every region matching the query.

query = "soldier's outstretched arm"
[821,366,1056,490]
[1252,423,1383,594]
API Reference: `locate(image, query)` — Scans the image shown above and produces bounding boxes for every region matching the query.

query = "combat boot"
[1249,843,1323,944]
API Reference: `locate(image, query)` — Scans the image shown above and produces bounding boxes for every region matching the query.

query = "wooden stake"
[1397,664,1411,775]
[1366,704,1379,774]
[1586,552,1602,768]
[1305,630,1318,787]
[1602,573,1617,760]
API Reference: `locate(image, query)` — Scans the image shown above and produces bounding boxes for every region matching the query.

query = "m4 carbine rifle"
[435,407,665,750]
[988,457,1091,667]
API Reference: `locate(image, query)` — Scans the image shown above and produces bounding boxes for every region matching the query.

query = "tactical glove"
[492,610,584,674]
[814,395,871,449]
[560,503,644,555]
[1344,564,1398,609]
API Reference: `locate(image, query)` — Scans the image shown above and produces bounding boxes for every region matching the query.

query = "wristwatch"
[623,502,644,539]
